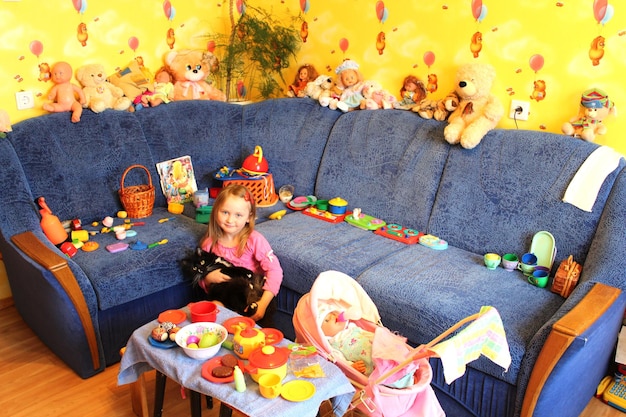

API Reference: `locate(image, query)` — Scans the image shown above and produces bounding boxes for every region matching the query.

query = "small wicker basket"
[119,164,155,218]
[223,173,278,207]
[550,255,581,298]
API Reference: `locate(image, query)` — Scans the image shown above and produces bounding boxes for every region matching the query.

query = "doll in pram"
[293,271,512,417]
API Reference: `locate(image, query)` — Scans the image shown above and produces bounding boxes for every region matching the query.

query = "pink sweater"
[201,230,283,296]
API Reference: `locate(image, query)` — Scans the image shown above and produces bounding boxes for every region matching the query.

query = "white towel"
[563,146,624,212]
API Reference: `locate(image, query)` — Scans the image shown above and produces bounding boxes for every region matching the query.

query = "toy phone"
[597,375,626,412]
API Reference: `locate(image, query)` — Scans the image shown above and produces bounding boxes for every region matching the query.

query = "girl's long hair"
[201,184,256,257]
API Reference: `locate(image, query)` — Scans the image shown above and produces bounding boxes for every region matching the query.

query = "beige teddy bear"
[309,75,342,110]
[165,49,226,101]
[76,64,132,113]
[444,63,503,149]
[413,91,460,121]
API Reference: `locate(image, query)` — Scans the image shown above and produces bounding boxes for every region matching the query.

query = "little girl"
[200,184,283,325]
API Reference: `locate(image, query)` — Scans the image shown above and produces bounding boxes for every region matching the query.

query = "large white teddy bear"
[76,64,132,113]
[443,63,503,149]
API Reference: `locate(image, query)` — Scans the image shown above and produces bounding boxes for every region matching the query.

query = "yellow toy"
[76,63,132,113]
[42,61,86,123]
[443,63,503,150]
[562,88,616,142]
[165,49,226,101]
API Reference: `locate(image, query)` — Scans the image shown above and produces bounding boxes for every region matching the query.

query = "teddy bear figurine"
[306,75,342,110]
[334,59,366,112]
[413,91,460,121]
[360,80,397,110]
[76,63,132,113]
[443,63,504,149]
[562,88,616,142]
[42,61,86,123]
[165,49,226,101]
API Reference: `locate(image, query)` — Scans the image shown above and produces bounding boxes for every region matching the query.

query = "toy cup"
[279,185,295,203]
[258,373,282,399]
[528,269,549,288]
[518,253,537,276]
[501,253,519,272]
[484,253,501,270]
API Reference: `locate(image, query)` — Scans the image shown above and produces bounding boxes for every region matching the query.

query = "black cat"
[181,248,265,317]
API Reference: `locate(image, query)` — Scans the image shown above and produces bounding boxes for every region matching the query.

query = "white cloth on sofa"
[563,146,623,212]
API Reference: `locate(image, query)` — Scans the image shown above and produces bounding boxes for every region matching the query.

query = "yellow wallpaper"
[1,0,625,155]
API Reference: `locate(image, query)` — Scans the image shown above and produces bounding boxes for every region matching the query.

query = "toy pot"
[241,146,269,176]
[245,345,290,382]
[328,197,348,214]
[232,325,265,359]
[188,301,219,323]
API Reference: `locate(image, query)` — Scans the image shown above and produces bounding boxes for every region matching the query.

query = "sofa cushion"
[428,131,617,269]
[316,110,449,232]
[354,243,564,384]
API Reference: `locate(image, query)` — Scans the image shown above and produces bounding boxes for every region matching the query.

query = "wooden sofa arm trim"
[521,283,621,417]
[11,231,101,371]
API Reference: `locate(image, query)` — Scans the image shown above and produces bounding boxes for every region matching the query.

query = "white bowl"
[175,322,227,360]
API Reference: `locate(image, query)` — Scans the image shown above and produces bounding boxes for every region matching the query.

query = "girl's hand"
[203,269,231,285]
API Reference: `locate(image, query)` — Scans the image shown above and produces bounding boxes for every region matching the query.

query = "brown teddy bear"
[165,49,226,101]
[76,63,132,113]
[443,63,503,149]
[562,88,616,142]
[412,91,460,121]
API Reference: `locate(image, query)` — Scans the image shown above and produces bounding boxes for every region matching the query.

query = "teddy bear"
[165,49,226,101]
[334,59,366,112]
[43,61,86,123]
[76,63,132,113]
[443,63,504,149]
[360,80,397,110]
[562,88,616,142]
[412,91,460,121]
[309,75,343,110]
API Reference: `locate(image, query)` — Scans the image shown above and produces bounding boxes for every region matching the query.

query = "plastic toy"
[418,234,448,250]
[374,224,424,244]
[302,207,349,224]
[344,212,386,231]
[148,239,168,248]
[37,197,68,245]
[42,61,86,123]
[268,210,287,220]
[106,242,129,253]
[195,206,213,224]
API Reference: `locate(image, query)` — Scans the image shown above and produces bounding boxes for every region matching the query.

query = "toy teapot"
[232,325,265,359]
[241,146,269,176]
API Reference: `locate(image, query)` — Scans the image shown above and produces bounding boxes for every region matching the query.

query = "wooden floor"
[0,304,621,417]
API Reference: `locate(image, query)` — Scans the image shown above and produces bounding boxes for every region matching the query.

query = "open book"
[156,155,198,203]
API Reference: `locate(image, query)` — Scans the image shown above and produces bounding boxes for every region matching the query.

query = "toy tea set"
[149,301,320,402]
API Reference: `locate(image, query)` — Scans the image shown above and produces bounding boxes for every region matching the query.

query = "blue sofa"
[1,99,624,417]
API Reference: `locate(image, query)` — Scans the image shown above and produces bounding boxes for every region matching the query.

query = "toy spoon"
[148,239,168,248]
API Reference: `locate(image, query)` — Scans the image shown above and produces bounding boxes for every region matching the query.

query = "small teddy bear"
[443,63,503,149]
[562,88,616,142]
[334,59,366,112]
[165,49,226,101]
[76,63,132,113]
[413,91,460,121]
[309,75,342,110]
[43,61,86,123]
[393,75,427,110]
[360,80,397,110]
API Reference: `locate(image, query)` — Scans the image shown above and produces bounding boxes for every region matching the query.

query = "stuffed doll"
[394,75,427,110]
[76,63,132,113]
[165,49,226,101]
[562,88,616,142]
[138,67,175,108]
[42,62,86,123]
[307,75,342,110]
[288,64,318,98]
[360,80,397,110]
[334,59,366,112]
[443,63,504,149]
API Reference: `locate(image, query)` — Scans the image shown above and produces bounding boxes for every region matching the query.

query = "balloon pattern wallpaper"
[1,0,625,154]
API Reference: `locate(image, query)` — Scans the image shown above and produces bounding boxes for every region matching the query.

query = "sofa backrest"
[316,109,450,232]
[428,129,624,272]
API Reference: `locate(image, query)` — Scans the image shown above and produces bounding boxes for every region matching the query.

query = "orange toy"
[42,62,86,123]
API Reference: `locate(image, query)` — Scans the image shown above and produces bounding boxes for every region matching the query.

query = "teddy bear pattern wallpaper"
[1,0,625,155]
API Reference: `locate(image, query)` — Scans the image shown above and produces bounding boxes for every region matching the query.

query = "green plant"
[206,1,302,101]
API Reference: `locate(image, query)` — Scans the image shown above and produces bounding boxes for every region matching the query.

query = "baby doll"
[288,64,319,98]
[42,61,86,123]
[394,75,427,110]
[140,67,175,108]
[321,310,374,375]
[562,88,616,142]
[334,59,366,112]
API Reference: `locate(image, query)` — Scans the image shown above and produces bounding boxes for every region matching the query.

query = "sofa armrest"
[11,231,100,371]
[521,282,622,417]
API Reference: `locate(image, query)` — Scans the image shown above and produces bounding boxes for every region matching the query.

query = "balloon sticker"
[529,54,544,73]
[128,37,139,52]
[29,40,43,58]
[339,38,349,54]
[300,0,310,14]
[423,51,435,68]
[236,0,245,15]
[207,40,216,53]
[236,80,247,99]
[163,0,175,21]
[72,0,87,14]
[376,1,389,24]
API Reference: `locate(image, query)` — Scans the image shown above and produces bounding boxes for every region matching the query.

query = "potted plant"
[206,1,302,101]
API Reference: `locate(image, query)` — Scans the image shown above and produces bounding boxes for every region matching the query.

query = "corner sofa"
[1,98,624,417]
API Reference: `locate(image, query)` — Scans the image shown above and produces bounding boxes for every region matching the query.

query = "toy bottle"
[233,365,246,392]
[37,197,68,245]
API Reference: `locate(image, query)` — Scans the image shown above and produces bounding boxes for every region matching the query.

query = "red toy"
[374,224,424,244]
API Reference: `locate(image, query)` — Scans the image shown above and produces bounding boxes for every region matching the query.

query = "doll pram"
[293,271,512,417]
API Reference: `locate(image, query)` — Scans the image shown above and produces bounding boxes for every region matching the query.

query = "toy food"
[443,63,504,149]
[562,88,616,142]
[165,49,226,101]
[42,61,86,123]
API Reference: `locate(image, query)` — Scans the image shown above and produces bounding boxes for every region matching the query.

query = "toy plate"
[261,328,284,345]
[158,309,187,325]
[302,207,348,223]
[281,380,316,402]
[344,213,386,231]
[530,231,556,270]
[148,336,177,349]
[201,356,236,383]
[222,316,256,334]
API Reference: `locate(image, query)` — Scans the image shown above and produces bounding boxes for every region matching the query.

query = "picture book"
[156,155,198,203]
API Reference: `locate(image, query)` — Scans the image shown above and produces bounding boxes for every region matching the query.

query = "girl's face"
[216,194,251,238]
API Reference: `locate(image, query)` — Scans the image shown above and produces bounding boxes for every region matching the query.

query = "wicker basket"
[551,255,581,298]
[119,164,155,218]
[223,173,278,207]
